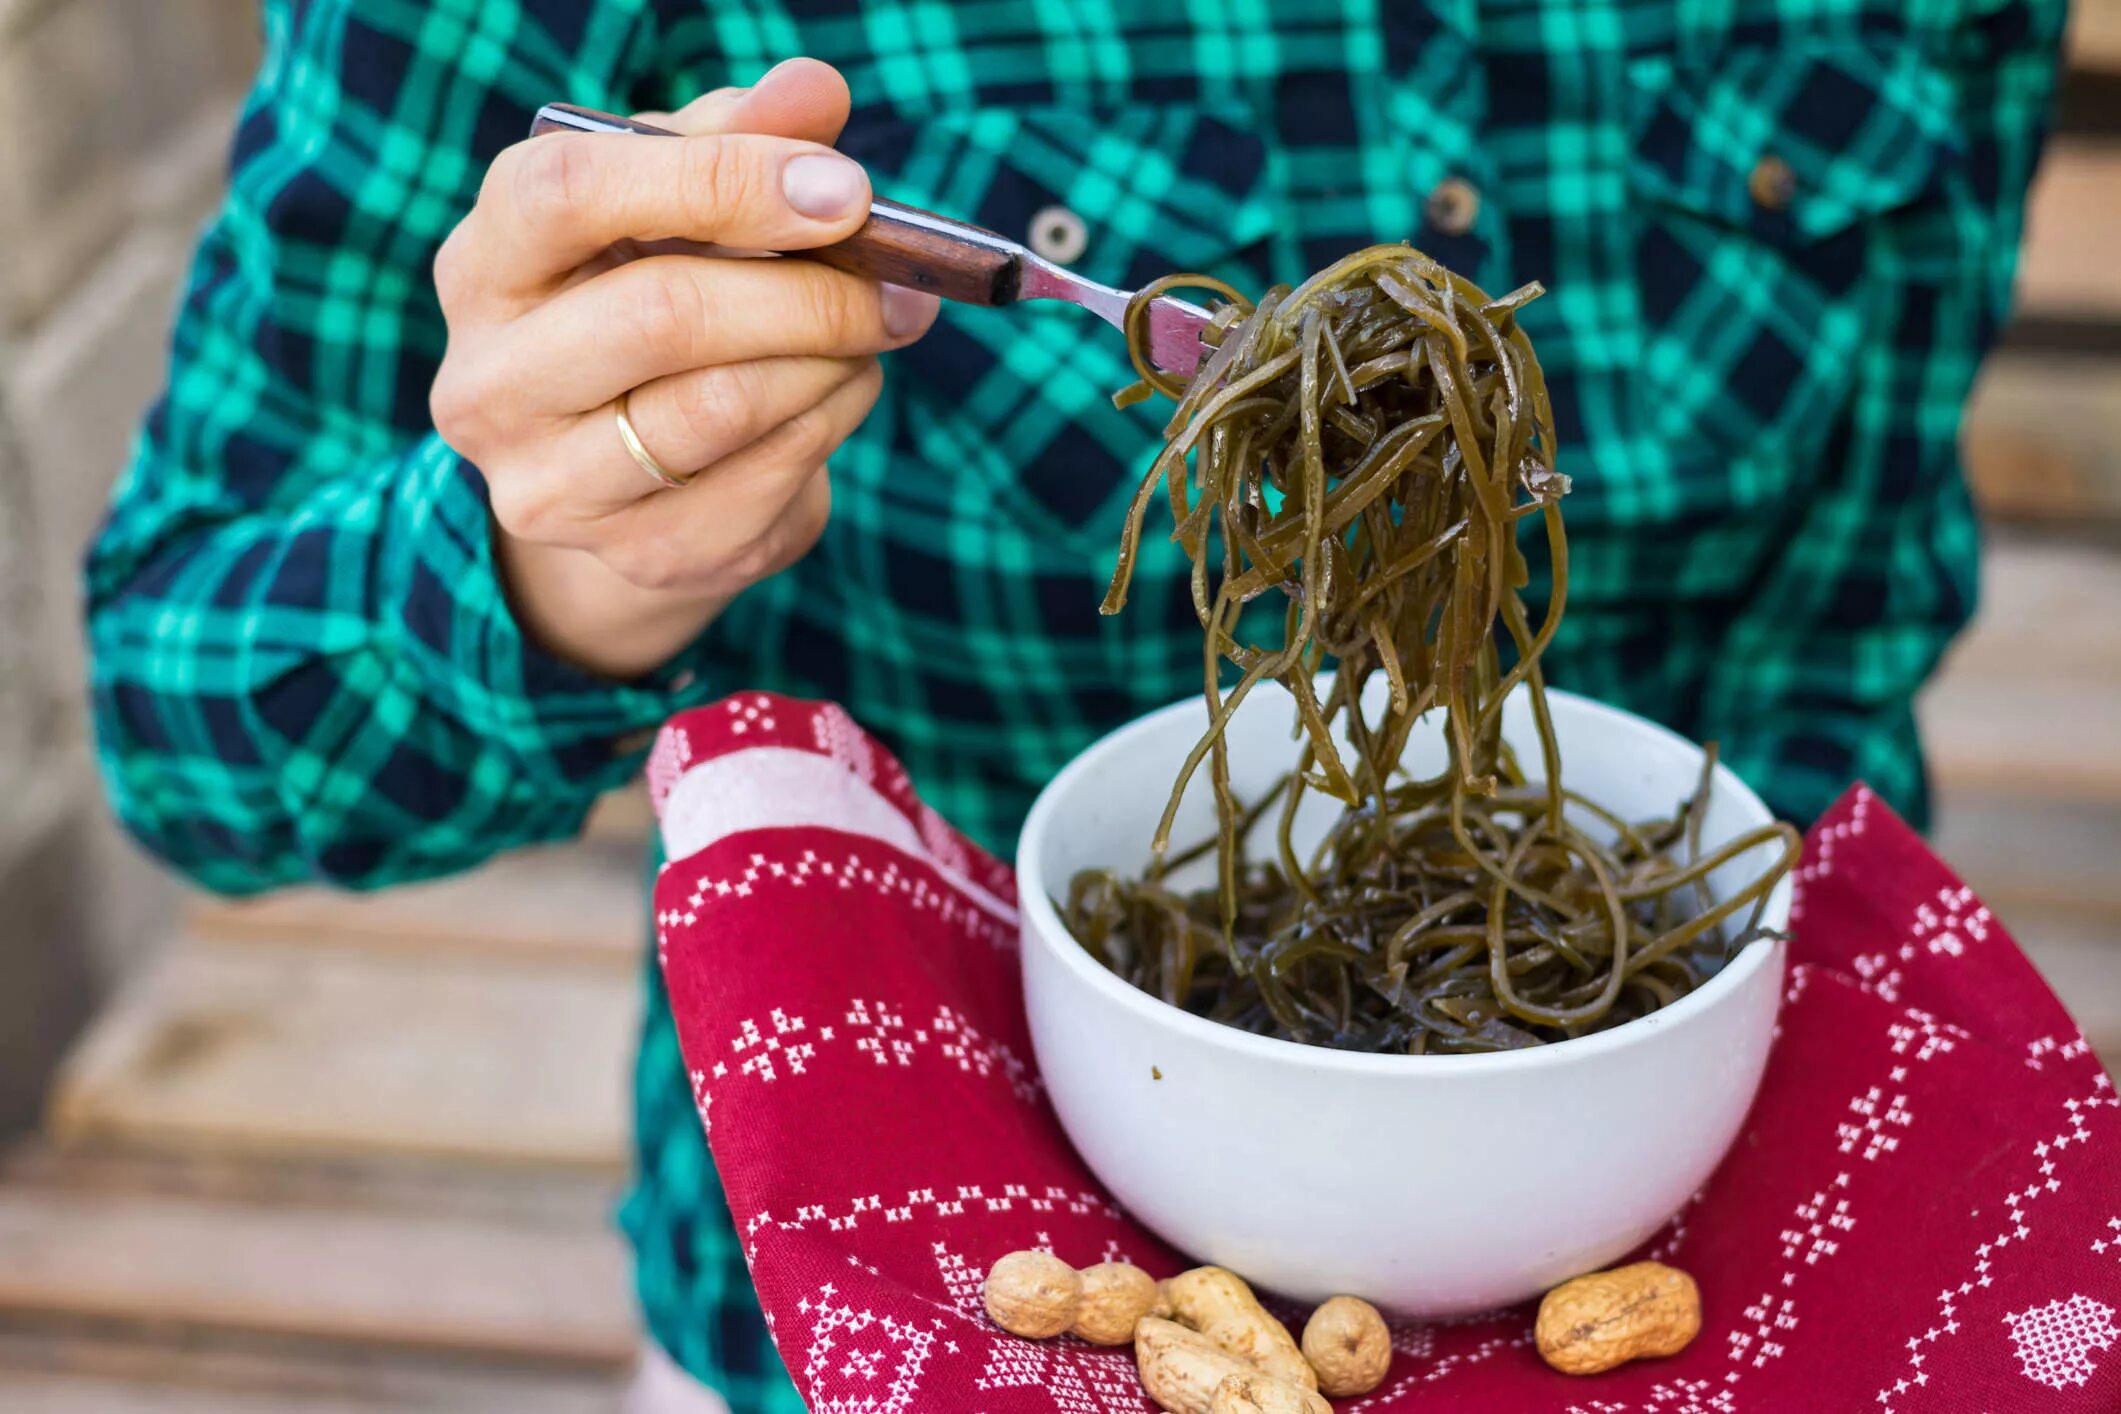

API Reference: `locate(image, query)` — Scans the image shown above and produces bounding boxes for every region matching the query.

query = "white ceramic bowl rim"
[1018,686,1786,1079]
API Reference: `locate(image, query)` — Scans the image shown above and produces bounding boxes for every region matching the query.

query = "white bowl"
[1016,683,1789,1315]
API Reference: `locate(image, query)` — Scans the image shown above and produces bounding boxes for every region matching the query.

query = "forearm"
[88,436,700,894]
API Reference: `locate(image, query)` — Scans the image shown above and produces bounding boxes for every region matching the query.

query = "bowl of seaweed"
[1016,247,1799,1313]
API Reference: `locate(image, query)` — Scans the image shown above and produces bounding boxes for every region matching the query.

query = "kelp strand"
[1062,245,1801,1054]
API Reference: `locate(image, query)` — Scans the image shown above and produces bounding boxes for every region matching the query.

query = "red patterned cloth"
[650,694,2121,1413]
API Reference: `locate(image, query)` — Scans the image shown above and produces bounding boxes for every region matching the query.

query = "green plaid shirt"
[88,0,2060,1403]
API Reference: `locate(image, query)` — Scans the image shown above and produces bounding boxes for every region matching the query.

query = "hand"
[429,59,937,679]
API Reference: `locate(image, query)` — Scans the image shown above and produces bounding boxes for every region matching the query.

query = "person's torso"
[639,0,1968,851]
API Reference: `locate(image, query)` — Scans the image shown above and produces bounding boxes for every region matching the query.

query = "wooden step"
[1974,133,2121,526]
[1964,353,2121,523]
[1919,539,2121,804]
[0,1373,396,1414]
[2015,142,2121,323]
[0,1337,623,1414]
[0,1178,636,1368]
[1948,539,2121,682]
[2075,0,2121,73]
[189,839,646,966]
[50,936,639,1173]
[0,1183,636,1367]
[0,1140,624,1235]
[1920,676,2121,803]
[1934,793,2121,920]
[1930,791,2121,1074]
[1912,536,2120,1065]
[0,1371,614,1414]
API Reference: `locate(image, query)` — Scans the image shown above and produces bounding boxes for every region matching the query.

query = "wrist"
[494,526,732,681]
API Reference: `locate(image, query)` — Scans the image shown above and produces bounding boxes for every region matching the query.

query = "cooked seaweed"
[1062,246,1801,1053]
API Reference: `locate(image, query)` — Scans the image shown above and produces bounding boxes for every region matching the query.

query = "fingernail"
[881,283,939,339]
[783,153,866,220]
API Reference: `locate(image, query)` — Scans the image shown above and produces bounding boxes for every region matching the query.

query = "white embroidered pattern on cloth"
[1851,885,1992,1005]
[1777,1174,1854,1270]
[1687,990,1930,1408]
[919,802,975,882]
[973,1326,1150,1414]
[812,701,875,783]
[1787,785,1871,926]
[1874,1030,2121,1407]
[649,696,1018,925]
[1330,1313,1529,1409]
[705,1001,1040,1103]
[645,716,693,802]
[690,1065,712,1135]
[2004,1294,2118,1390]
[1562,1376,1739,1414]
[1646,1186,1712,1266]
[794,1278,941,1414]
[1770,961,1812,1050]
[779,1228,1167,1412]
[1870,1077,2121,1409]
[2029,1032,2096,1073]
[741,1184,1123,1264]
[1708,822,2109,1414]
[658,842,1014,951]
[1855,1003,1976,1406]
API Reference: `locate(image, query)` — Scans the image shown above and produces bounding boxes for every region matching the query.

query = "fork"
[531,104,1215,376]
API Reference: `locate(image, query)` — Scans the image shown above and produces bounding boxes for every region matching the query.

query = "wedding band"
[615,390,693,490]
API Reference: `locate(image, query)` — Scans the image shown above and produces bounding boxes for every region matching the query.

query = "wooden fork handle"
[530,103,1025,305]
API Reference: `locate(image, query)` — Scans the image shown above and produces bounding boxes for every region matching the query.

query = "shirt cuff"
[377,435,717,789]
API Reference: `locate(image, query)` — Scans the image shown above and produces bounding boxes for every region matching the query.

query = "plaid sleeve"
[83,0,696,894]
[1692,0,2066,828]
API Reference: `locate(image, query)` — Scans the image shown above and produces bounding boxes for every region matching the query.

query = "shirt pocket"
[1625,38,1960,486]
[837,102,1276,544]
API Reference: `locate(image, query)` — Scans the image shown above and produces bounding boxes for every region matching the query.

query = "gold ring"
[615,390,693,490]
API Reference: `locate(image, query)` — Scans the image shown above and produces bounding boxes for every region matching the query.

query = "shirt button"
[1424,176,1482,237]
[1748,155,1796,212]
[1028,205,1088,264]
[667,669,697,693]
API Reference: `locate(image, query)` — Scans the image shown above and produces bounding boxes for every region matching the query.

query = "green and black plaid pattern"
[87,0,2061,1402]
